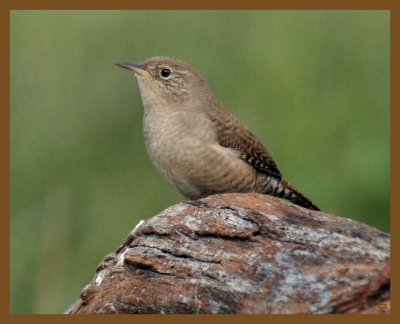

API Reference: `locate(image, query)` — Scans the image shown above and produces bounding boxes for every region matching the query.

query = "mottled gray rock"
[66,193,390,314]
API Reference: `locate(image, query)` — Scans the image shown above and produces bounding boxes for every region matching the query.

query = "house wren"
[115,57,319,211]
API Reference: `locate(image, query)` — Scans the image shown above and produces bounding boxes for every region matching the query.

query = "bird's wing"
[209,110,282,179]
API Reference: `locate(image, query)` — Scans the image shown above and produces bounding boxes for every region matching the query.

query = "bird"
[115,56,319,211]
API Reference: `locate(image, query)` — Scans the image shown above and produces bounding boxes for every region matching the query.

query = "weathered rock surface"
[66,193,390,314]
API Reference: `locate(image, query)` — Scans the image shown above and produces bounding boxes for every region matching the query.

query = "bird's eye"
[160,68,172,79]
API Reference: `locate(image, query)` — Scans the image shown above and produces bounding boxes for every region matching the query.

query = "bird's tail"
[276,179,320,211]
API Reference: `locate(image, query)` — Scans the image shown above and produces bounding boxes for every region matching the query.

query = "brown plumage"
[115,57,320,211]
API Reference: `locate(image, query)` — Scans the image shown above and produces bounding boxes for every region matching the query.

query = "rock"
[66,193,390,314]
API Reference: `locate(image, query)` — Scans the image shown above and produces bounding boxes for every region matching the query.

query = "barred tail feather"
[279,179,320,211]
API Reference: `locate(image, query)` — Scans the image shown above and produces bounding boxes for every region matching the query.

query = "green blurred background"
[10,10,390,313]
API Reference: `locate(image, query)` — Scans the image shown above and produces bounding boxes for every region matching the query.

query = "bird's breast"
[142,109,257,199]
[143,110,214,162]
[142,110,217,196]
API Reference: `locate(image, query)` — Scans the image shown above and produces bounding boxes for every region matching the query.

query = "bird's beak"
[114,61,150,77]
